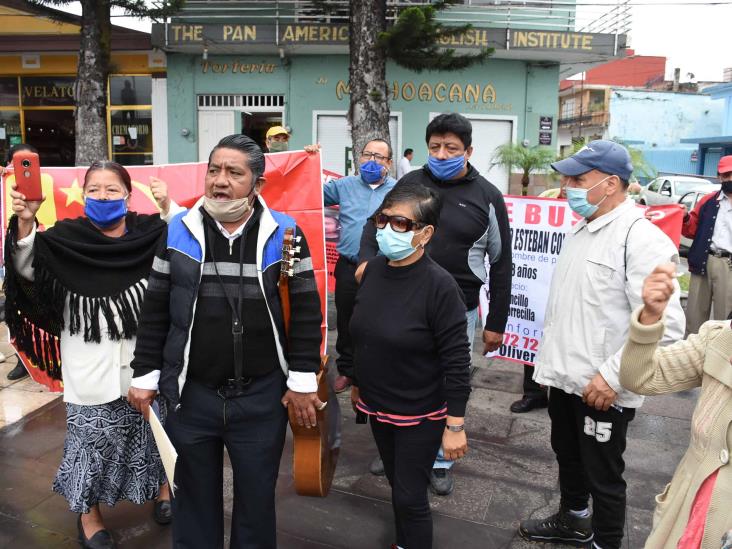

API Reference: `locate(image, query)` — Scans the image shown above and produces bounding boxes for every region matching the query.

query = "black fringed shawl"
[3,213,166,380]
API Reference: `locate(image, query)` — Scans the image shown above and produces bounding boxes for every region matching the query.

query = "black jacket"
[360,164,512,333]
[131,197,323,407]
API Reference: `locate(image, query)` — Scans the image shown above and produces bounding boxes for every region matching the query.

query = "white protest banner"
[480,196,580,365]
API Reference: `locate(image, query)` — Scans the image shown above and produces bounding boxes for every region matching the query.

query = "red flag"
[644,204,684,249]
[2,153,328,391]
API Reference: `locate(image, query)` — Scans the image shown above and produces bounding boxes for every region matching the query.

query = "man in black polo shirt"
[128,135,323,548]
[359,113,512,495]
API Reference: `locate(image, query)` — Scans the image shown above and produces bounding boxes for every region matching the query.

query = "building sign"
[512,31,594,51]
[539,116,553,131]
[335,79,512,109]
[539,132,552,145]
[200,61,277,74]
[157,24,621,54]
[21,77,76,107]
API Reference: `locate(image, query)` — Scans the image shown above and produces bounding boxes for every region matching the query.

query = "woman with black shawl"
[4,161,182,549]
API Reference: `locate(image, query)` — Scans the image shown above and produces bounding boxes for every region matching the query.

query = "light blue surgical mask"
[376,224,422,261]
[427,154,465,180]
[565,176,610,218]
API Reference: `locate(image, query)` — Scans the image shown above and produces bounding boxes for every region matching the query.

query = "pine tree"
[331,1,493,167]
[28,0,184,165]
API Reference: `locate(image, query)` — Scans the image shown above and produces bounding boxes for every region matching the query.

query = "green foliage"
[678,272,690,293]
[493,143,555,173]
[492,143,555,196]
[27,0,185,19]
[377,2,492,73]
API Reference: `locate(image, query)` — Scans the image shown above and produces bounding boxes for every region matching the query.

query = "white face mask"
[202,194,252,223]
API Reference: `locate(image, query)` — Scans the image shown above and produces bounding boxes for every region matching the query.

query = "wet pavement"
[0,345,697,549]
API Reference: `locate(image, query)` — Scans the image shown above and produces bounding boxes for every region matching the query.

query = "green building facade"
[154,2,628,192]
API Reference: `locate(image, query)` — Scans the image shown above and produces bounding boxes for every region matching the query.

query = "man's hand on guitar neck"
[281,390,324,428]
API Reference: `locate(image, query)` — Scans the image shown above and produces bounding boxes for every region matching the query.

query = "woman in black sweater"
[350,181,472,549]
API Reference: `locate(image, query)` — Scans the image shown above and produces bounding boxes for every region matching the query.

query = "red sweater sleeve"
[682,192,716,239]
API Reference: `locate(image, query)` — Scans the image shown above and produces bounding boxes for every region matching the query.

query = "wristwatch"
[445,424,465,432]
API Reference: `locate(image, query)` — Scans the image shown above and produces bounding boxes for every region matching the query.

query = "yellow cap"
[265,126,289,139]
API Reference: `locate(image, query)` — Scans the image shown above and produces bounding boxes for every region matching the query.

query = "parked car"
[639,176,719,206]
[677,189,720,257]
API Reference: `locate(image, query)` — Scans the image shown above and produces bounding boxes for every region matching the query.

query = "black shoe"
[77,514,117,549]
[429,468,454,496]
[153,499,172,525]
[6,362,28,381]
[510,395,548,413]
[518,509,593,547]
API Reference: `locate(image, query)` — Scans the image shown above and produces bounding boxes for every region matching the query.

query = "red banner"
[321,169,342,294]
[643,204,684,249]
[2,152,327,392]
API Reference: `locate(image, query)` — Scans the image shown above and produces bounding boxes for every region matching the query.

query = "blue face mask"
[565,176,610,218]
[359,160,385,184]
[84,197,128,228]
[427,154,465,181]
[376,224,421,261]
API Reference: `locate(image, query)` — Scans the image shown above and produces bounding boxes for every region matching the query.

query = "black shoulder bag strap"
[205,223,246,382]
[623,217,644,282]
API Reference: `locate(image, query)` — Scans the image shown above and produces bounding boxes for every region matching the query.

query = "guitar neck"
[279,227,295,338]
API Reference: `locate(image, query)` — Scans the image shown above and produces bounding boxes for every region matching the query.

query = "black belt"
[710,250,731,258]
[216,376,254,399]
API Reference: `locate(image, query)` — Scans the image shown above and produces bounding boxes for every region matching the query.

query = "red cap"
[718,155,732,174]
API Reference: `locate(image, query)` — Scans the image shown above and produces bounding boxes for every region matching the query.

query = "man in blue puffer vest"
[128,134,323,548]
[682,154,732,335]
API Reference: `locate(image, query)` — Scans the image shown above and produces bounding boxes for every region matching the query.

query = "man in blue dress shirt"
[324,139,397,394]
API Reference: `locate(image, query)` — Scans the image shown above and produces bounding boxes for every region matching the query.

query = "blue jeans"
[433,307,478,471]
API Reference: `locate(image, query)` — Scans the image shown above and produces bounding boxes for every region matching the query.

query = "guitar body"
[279,227,338,497]
[287,357,339,497]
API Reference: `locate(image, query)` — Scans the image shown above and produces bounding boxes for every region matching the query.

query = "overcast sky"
[627,0,731,81]
[61,1,732,82]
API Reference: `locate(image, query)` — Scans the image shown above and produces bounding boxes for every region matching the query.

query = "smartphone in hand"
[12,150,42,201]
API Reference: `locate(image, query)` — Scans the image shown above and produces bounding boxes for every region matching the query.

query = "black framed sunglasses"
[373,212,424,233]
[360,151,391,162]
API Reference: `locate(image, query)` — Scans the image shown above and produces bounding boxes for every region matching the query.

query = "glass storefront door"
[24,109,75,167]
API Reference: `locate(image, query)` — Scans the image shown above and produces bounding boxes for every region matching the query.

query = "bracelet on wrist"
[445,424,465,432]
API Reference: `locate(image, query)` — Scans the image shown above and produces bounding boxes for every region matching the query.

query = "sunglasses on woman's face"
[373,212,424,233]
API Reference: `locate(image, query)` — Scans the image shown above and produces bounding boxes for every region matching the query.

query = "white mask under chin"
[202,195,252,223]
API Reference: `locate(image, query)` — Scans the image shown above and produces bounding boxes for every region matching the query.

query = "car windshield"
[676,180,715,195]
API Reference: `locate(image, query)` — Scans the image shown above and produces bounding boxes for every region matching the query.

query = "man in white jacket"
[518,141,685,549]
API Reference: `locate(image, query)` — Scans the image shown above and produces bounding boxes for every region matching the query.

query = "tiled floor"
[0,351,695,548]
[0,293,698,547]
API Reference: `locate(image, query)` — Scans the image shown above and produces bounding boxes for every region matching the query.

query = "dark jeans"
[166,371,288,549]
[549,388,635,549]
[370,418,445,549]
[522,365,547,399]
[334,255,358,378]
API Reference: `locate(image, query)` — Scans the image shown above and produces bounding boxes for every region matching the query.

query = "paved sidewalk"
[0,324,59,430]
[0,335,695,548]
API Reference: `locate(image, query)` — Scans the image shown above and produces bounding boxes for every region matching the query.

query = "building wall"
[166,53,560,172]
[607,89,723,148]
[637,148,698,178]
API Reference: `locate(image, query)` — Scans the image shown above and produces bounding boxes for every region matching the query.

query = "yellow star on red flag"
[59,179,84,207]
